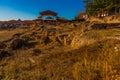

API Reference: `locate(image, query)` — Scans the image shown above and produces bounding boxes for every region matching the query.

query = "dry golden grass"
[0,23,120,80]
[0,28,27,42]
[1,38,120,80]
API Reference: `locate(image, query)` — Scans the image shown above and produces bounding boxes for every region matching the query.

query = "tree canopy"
[84,0,120,17]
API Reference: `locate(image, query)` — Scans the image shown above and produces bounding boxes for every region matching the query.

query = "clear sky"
[0,0,85,21]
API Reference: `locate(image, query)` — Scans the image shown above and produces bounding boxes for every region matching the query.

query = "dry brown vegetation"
[0,22,120,80]
[87,15,120,23]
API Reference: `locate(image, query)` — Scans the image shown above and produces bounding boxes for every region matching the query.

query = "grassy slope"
[0,23,120,80]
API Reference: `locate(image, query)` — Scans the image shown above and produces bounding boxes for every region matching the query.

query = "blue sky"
[0,0,85,21]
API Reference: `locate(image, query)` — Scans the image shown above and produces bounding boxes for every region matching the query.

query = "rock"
[11,39,28,50]
[0,50,12,60]
[31,32,38,36]
[0,42,6,49]
[44,36,52,44]
[91,23,107,29]
[22,35,35,41]
[12,33,22,38]
[33,49,42,56]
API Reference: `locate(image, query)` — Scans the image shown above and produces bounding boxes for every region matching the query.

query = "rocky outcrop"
[91,23,120,29]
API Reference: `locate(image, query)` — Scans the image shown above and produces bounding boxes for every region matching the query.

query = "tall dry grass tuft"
[72,39,120,80]
[71,30,106,49]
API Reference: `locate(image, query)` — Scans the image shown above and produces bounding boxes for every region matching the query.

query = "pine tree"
[84,0,120,17]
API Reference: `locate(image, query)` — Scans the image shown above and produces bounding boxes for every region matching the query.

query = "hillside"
[0,22,120,80]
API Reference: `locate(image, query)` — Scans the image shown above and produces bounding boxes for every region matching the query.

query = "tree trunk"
[115,8,117,15]
[115,7,117,14]
[119,8,120,14]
